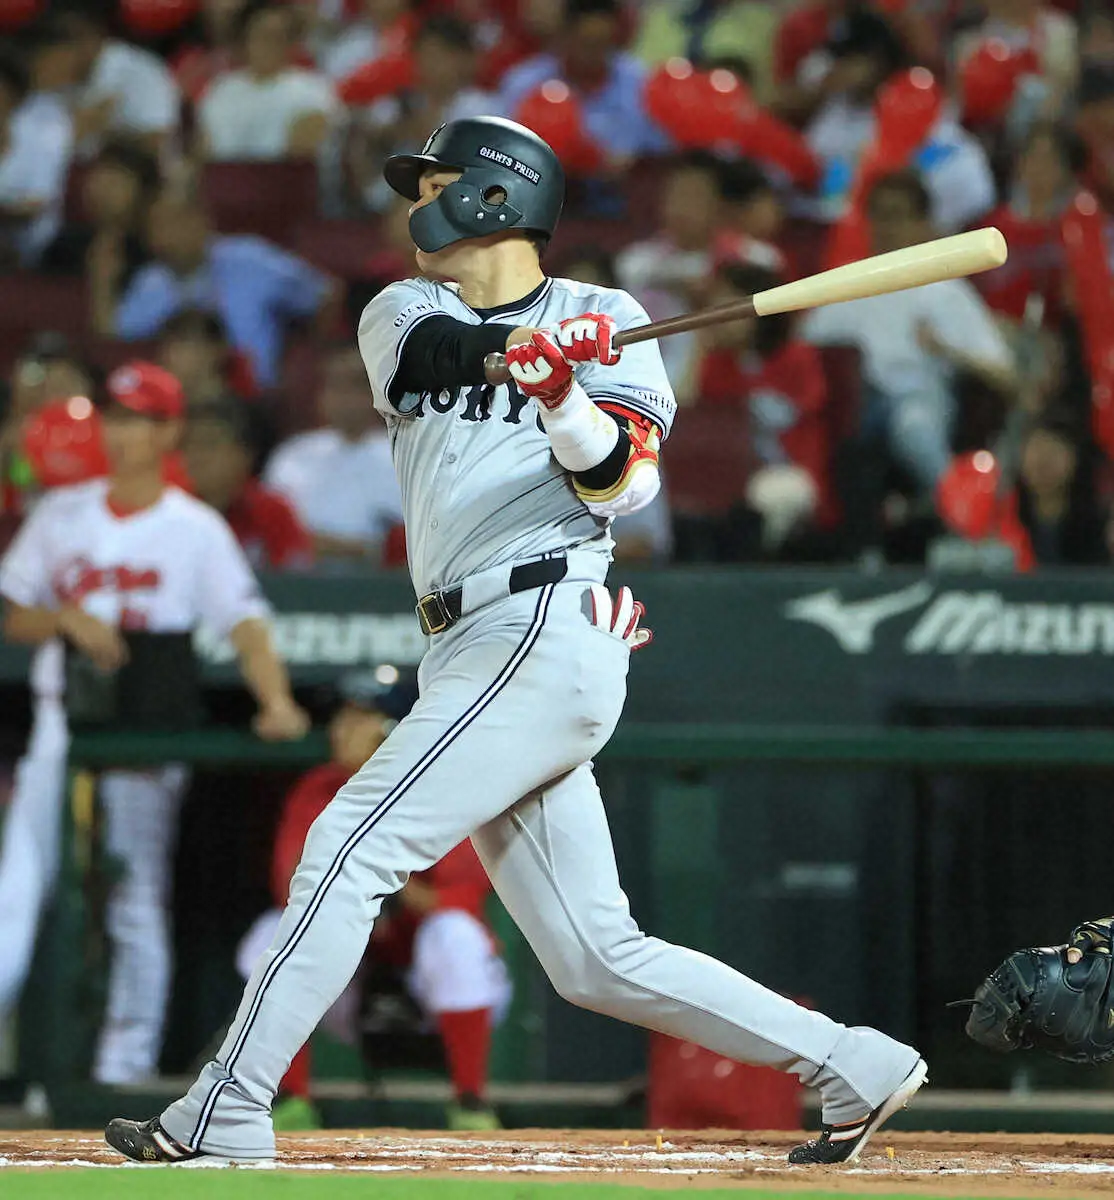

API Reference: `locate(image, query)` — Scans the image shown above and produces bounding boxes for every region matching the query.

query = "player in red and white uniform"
[0,362,308,1085]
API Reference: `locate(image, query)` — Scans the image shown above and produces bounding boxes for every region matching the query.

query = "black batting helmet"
[384,116,565,254]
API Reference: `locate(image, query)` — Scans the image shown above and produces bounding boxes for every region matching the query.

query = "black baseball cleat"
[788,1057,928,1166]
[105,1117,204,1164]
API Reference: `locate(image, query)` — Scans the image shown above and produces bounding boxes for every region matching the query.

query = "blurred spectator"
[632,0,777,101]
[183,400,314,569]
[479,0,564,91]
[5,334,95,417]
[617,152,780,383]
[559,244,618,288]
[975,121,1083,325]
[171,0,250,105]
[616,151,724,307]
[802,10,906,196]
[498,0,668,159]
[777,1,901,125]
[803,171,1014,499]
[804,14,994,231]
[156,310,258,406]
[0,40,74,268]
[111,185,341,387]
[1,335,97,513]
[264,344,403,563]
[1017,411,1108,566]
[774,0,937,121]
[1080,5,1114,69]
[198,0,339,161]
[688,262,830,545]
[954,0,1078,120]
[55,2,181,158]
[716,157,788,271]
[1074,63,1114,210]
[41,138,157,293]
[346,15,491,212]
[349,196,417,318]
[316,0,412,82]
[774,0,844,100]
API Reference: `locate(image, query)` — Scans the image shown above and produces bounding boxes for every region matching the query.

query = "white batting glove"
[506,330,574,409]
[587,583,653,650]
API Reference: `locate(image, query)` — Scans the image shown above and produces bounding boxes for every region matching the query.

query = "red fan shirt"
[224,479,314,570]
[973,205,1064,323]
[696,339,834,525]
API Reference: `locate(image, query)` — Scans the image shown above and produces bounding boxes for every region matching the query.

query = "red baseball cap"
[106,362,184,420]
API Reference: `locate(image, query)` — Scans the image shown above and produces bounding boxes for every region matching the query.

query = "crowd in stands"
[1,0,1114,570]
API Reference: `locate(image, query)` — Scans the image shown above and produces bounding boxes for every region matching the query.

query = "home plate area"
[5,1130,1114,1195]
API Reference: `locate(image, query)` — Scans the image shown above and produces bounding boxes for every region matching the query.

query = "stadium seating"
[291,218,386,280]
[200,161,320,244]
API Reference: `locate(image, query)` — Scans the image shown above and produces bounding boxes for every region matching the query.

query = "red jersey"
[225,479,314,571]
[697,339,834,525]
[272,763,492,962]
[973,205,1064,323]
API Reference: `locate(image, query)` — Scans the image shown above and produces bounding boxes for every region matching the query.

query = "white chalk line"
[3,1138,1114,1180]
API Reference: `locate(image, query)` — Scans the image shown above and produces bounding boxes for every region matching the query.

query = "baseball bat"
[482,226,1008,385]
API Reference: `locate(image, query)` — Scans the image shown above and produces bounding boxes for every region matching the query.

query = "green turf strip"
[0,1177,1031,1200]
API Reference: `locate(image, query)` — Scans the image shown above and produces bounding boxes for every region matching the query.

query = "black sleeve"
[391,316,519,401]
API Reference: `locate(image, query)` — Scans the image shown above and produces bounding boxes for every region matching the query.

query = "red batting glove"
[554,312,621,365]
[506,330,574,410]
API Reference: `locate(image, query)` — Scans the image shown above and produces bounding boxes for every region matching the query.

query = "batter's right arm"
[358,281,521,415]
[506,314,663,518]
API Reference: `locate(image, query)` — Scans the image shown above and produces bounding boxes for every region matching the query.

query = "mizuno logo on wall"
[785,586,1114,656]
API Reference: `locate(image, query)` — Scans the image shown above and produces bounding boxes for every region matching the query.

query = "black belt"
[416,555,568,636]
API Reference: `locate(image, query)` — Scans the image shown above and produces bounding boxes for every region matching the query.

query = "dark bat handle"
[482,296,759,385]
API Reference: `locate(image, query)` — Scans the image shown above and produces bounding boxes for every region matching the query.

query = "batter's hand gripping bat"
[482,227,1008,385]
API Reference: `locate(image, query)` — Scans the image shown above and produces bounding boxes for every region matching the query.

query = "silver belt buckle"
[416,591,452,636]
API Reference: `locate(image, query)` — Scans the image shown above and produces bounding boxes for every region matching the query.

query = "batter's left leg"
[472,763,922,1126]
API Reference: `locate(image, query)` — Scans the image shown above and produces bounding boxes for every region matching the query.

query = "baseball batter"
[107,117,926,1166]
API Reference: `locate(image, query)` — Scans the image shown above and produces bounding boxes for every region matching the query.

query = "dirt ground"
[4,1129,1114,1196]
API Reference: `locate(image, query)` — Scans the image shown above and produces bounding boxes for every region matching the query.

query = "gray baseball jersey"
[357,276,677,596]
[159,272,921,1160]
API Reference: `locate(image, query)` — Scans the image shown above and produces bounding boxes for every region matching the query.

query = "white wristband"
[535,382,619,473]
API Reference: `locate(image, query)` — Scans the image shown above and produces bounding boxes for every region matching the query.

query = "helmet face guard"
[384,116,564,254]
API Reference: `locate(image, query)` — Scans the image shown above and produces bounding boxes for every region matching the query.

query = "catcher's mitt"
[964,941,1114,1065]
